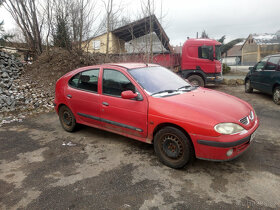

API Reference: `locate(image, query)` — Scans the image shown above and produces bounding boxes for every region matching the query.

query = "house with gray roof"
[241,31,280,65]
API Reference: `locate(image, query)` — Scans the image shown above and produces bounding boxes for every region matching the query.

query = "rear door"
[261,56,280,94]
[66,69,101,126]
[100,68,148,138]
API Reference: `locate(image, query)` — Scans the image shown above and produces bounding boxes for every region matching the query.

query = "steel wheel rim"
[63,111,72,126]
[274,89,280,103]
[190,80,199,86]
[161,134,183,159]
[246,80,250,90]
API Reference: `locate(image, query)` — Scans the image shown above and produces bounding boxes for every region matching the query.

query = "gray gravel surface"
[0,85,279,209]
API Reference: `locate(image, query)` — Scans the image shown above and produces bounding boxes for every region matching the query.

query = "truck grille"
[240,116,249,125]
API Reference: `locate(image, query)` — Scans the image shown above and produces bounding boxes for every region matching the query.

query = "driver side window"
[102,69,136,97]
[256,61,266,70]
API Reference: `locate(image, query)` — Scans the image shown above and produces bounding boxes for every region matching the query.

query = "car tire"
[273,86,280,105]
[187,75,205,87]
[245,79,253,93]
[59,105,77,132]
[153,126,194,169]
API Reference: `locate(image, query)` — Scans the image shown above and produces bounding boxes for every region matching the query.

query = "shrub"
[222,63,231,74]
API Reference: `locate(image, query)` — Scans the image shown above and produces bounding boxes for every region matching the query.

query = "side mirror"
[121,90,138,100]
[249,67,254,71]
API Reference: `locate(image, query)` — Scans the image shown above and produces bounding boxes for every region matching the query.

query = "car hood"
[148,87,252,131]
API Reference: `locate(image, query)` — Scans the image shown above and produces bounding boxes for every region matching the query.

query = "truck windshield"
[215,45,221,60]
[128,66,192,96]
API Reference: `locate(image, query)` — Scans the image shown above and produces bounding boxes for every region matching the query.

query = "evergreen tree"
[217,35,243,55]
[53,17,72,50]
[200,30,209,39]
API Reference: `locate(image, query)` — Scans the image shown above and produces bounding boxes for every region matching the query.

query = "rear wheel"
[273,87,280,105]
[59,105,76,132]
[245,79,253,93]
[153,126,194,169]
[187,75,205,87]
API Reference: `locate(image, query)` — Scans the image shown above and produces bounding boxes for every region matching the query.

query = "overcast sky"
[1,0,280,46]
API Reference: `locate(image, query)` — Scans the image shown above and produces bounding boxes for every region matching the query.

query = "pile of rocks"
[0,51,24,110]
[0,51,54,125]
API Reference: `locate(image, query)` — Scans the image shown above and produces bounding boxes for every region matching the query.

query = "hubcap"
[63,111,72,126]
[161,134,183,159]
[274,89,280,103]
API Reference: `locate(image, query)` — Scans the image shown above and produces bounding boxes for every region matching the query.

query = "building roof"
[226,45,242,57]
[241,32,280,49]
[112,15,172,52]
[251,33,280,45]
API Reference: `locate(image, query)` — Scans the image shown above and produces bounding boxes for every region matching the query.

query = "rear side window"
[69,69,99,92]
[103,69,136,97]
[265,57,280,71]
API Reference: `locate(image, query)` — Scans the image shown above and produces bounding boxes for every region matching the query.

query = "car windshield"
[128,66,193,96]
[215,45,221,60]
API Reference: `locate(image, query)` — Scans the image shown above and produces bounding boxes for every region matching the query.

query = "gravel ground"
[0,85,279,210]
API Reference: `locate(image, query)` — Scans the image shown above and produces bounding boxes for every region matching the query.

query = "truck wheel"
[153,126,194,169]
[273,87,280,105]
[245,79,253,93]
[59,105,77,132]
[187,75,204,87]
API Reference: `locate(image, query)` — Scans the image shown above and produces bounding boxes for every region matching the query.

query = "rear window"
[266,57,280,71]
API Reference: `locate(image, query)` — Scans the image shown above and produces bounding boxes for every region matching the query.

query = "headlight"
[214,123,245,135]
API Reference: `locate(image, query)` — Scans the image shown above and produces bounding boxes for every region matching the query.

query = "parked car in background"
[245,54,280,105]
[54,63,259,169]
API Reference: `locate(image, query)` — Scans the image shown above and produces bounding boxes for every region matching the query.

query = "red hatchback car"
[54,63,259,168]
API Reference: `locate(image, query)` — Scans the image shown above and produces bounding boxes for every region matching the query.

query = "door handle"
[102,102,109,106]
[67,94,72,99]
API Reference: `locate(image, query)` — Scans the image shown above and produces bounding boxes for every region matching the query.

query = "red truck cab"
[179,39,223,86]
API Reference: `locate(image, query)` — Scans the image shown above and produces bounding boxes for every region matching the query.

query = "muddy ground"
[0,85,279,210]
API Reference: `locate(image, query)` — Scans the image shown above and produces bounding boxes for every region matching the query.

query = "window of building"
[93,40,101,50]
[102,69,136,97]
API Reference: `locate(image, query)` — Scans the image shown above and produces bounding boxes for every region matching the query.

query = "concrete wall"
[242,34,280,65]
[82,32,125,54]
[242,36,259,65]
[259,44,280,58]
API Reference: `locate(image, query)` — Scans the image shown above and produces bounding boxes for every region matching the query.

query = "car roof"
[63,63,160,78]
[106,63,159,69]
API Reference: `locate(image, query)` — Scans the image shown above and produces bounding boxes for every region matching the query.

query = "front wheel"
[273,87,280,105]
[153,126,194,169]
[187,75,205,87]
[245,79,253,93]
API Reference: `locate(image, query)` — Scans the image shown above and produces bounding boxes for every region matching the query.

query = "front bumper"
[191,119,259,161]
[206,73,223,84]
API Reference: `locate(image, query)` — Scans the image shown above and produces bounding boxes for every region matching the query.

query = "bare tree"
[4,0,44,56]
[140,0,155,62]
[70,0,97,51]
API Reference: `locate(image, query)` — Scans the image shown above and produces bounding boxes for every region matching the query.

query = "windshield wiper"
[177,85,192,91]
[151,89,176,96]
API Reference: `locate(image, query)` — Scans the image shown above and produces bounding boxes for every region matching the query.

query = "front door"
[100,68,148,138]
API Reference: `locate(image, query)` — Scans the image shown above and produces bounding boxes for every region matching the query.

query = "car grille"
[240,116,249,125]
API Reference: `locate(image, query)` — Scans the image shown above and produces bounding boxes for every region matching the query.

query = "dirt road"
[0,85,279,209]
